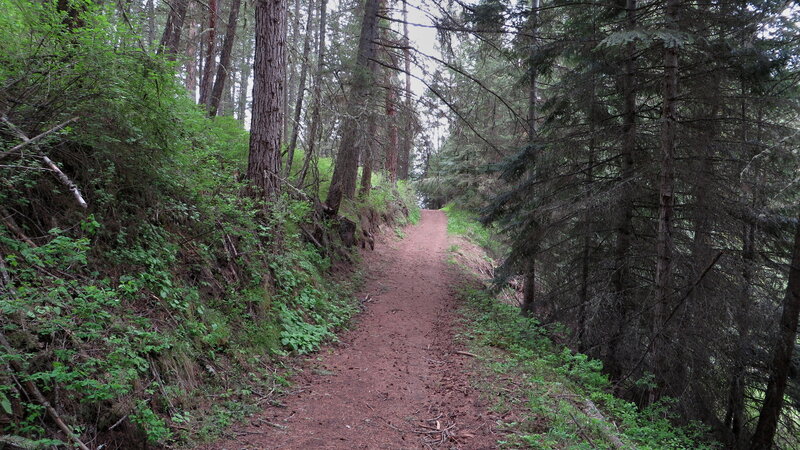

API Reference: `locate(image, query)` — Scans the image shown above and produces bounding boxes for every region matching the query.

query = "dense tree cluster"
[420,0,800,448]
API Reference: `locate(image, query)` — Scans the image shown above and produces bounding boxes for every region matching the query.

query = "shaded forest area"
[1,0,799,449]
[0,0,418,447]
[419,0,800,449]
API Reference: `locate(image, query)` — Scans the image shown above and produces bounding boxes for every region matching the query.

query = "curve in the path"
[208,210,496,449]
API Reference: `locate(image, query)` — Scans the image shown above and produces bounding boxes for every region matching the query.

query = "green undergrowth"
[0,2,416,447]
[441,203,502,256]
[443,208,716,449]
[456,287,714,449]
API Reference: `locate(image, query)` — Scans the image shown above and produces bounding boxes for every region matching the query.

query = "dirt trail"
[209,210,497,449]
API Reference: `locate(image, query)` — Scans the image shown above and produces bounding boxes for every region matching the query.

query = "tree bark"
[652,0,679,397]
[749,218,800,449]
[325,0,380,215]
[247,0,287,198]
[299,0,327,187]
[209,0,242,116]
[158,0,190,59]
[520,0,539,317]
[146,0,156,48]
[185,3,200,97]
[199,0,219,106]
[285,0,315,177]
[398,0,413,180]
[608,0,636,379]
[359,110,378,196]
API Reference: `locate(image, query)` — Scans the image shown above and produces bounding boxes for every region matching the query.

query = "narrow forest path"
[208,210,497,449]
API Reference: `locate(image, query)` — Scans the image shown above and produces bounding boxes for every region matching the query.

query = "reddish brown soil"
[206,210,498,449]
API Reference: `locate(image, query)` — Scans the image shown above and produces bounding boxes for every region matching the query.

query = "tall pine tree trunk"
[325,0,380,215]
[398,0,413,180]
[247,0,287,198]
[608,0,637,379]
[520,0,539,317]
[299,0,327,187]
[185,3,200,98]
[285,0,315,177]
[199,0,219,106]
[209,0,242,116]
[652,0,679,399]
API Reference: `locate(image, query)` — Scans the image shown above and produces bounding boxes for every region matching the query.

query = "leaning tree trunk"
[285,0,315,177]
[199,0,219,106]
[209,0,242,116]
[299,0,327,186]
[325,0,380,215]
[158,0,190,59]
[749,217,800,449]
[651,0,679,401]
[247,0,287,198]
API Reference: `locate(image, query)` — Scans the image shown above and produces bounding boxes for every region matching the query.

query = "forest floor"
[204,210,499,449]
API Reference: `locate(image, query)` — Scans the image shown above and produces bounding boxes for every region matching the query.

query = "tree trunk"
[285,0,315,177]
[247,0,287,198]
[237,24,252,123]
[325,0,380,215]
[185,3,200,98]
[398,0,413,180]
[360,110,377,196]
[749,218,800,449]
[385,74,399,182]
[209,0,242,116]
[199,0,219,106]
[608,0,637,379]
[146,0,156,48]
[652,0,679,398]
[520,0,539,317]
[158,0,190,59]
[299,0,327,187]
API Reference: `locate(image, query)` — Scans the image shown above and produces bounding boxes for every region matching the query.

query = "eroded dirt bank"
[207,210,497,449]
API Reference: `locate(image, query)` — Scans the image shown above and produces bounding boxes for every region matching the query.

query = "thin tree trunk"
[299,0,327,187]
[608,0,637,379]
[237,41,252,122]
[199,0,219,106]
[520,0,539,317]
[360,110,377,196]
[146,0,156,48]
[209,0,242,116]
[285,0,315,177]
[398,0,413,180]
[652,0,680,399]
[247,0,287,198]
[385,74,399,181]
[185,3,200,97]
[158,0,190,59]
[725,87,755,446]
[749,218,800,449]
[325,0,380,214]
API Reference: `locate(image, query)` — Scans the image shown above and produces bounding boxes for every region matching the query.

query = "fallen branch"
[454,350,477,358]
[1,116,87,209]
[0,116,79,159]
[41,156,88,209]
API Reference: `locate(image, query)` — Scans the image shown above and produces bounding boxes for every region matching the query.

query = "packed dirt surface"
[207,210,498,449]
